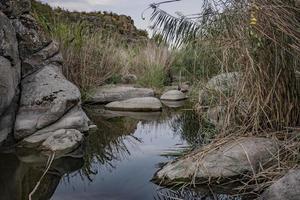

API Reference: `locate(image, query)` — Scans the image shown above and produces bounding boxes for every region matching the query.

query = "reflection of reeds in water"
[79,117,141,181]
[169,111,217,147]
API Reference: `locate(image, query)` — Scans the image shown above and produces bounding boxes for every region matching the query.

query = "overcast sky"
[40,0,203,31]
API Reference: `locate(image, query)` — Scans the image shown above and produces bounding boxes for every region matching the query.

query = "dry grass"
[61,33,124,90]
[49,22,173,94]
[150,0,300,197]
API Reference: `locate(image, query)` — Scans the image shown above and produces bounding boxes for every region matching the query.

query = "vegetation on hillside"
[31,0,148,40]
[31,0,174,93]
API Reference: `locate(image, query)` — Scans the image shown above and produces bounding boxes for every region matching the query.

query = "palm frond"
[149,0,233,45]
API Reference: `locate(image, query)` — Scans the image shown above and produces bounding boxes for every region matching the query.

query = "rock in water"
[41,129,83,156]
[154,137,278,185]
[87,85,154,104]
[14,65,83,140]
[259,169,300,200]
[105,97,162,112]
[160,90,187,101]
[199,72,241,106]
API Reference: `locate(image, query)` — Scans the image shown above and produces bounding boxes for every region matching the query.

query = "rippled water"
[0,105,242,200]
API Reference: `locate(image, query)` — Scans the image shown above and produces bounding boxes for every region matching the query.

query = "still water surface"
[0,105,241,200]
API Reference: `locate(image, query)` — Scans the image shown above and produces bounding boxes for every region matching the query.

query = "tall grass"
[33,8,173,93]
[128,42,173,89]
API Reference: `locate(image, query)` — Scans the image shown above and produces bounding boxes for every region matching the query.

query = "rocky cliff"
[0,0,89,146]
[31,0,148,41]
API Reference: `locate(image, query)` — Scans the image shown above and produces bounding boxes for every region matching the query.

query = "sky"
[40,0,203,31]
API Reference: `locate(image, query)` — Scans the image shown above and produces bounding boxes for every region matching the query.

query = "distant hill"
[31,0,148,41]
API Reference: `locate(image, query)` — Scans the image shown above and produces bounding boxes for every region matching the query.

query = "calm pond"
[0,104,242,200]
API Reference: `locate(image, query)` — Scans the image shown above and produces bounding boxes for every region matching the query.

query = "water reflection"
[0,107,241,200]
[170,111,217,147]
[0,152,83,200]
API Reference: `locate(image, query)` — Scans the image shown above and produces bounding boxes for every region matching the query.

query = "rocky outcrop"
[105,97,162,112]
[0,0,31,18]
[0,0,89,148]
[153,137,279,185]
[87,85,155,104]
[260,169,300,200]
[14,65,83,139]
[0,9,21,144]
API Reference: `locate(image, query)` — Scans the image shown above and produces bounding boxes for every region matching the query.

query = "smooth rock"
[21,130,54,148]
[32,106,90,135]
[154,137,278,185]
[199,72,241,106]
[87,85,154,104]
[41,129,83,156]
[260,169,300,200]
[161,90,187,101]
[105,97,162,112]
[14,65,81,139]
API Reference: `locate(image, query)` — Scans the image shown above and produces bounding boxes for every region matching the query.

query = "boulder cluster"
[0,0,89,153]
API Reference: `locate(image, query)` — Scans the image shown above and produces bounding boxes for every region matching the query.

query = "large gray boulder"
[21,106,89,148]
[105,97,162,112]
[14,65,84,140]
[154,137,278,185]
[87,85,155,104]
[260,169,300,200]
[199,72,241,106]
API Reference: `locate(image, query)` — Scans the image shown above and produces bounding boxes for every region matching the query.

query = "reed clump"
[150,0,300,196]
